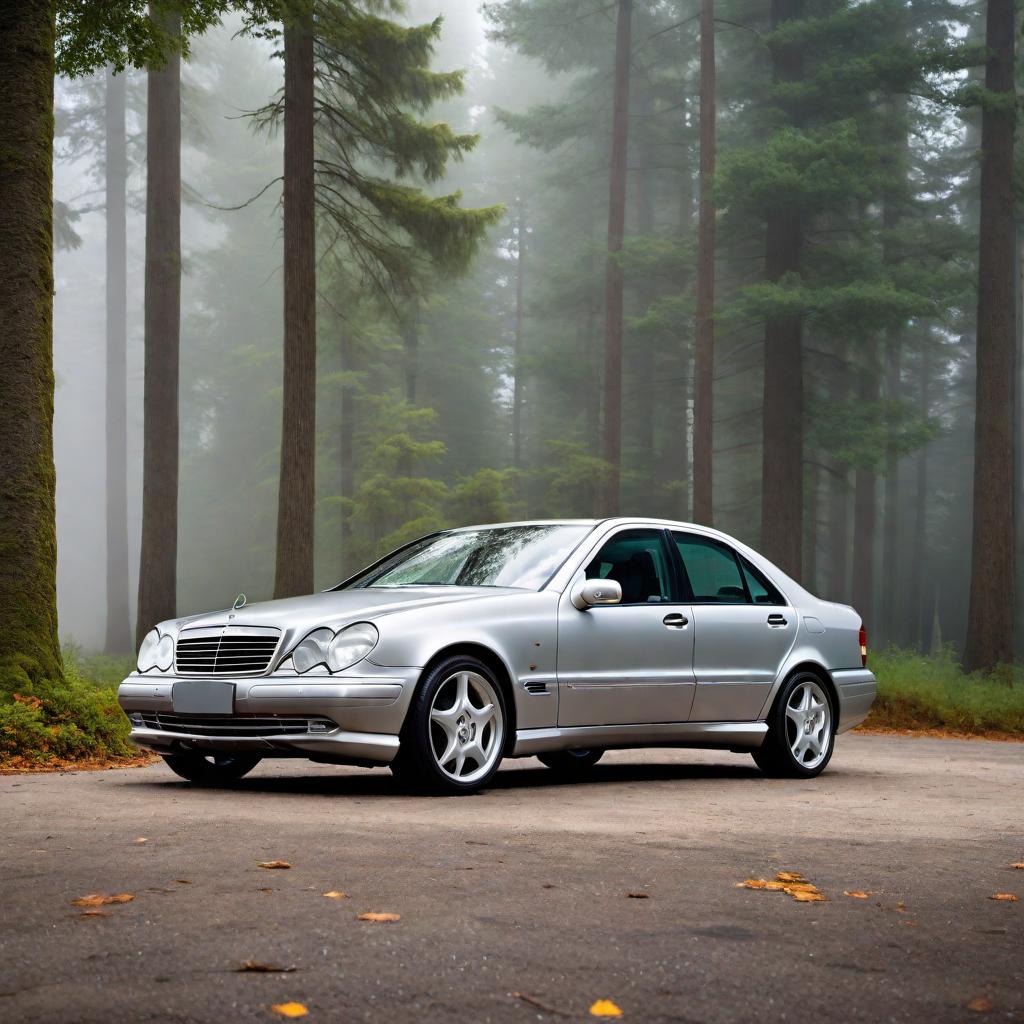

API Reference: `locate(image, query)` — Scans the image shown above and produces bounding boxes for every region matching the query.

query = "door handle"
[767,613,788,627]
[663,613,689,629]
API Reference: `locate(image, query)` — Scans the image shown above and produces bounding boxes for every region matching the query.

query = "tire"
[162,752,261,785]
[391,655,507,795]
[752,672,835,779]
[537,748,604,774]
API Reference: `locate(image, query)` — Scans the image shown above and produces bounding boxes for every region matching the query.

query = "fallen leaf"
[1011,863,1024,870]
[78,910,112,918]
[967,996,993,1012]
[322,891,348,900]
[270,1002,308,1018]
[72,893,135,907]
[256,888,274,894]
[843,891,870,899]
[258,861,291,870]
[238,961,296,974]
[989,893,1019,902]
[134,837,148,844]
[626,892,649,899]
[357,912,400,923]
[174,879,191,884]
[590,999,623,1018]
[737,873,826,902]
[790,890,827,902]
[775,871,806,883]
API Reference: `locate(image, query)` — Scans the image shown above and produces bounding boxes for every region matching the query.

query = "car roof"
[445,518,708,532]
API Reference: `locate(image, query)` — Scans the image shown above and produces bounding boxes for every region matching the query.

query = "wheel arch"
[760,659,838,721]
[414,642,519,753]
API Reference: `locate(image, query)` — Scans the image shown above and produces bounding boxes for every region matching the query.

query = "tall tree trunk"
[760,0,804,579]
[598,0,632,516]
[0,0,62,687]
[852,338,879,632]
[339,333,355,575]
[104,69,132,654]
[402,299,419,405]
[692,0,715,526]
[512,196,526,468]
[136,8,181,646]
[880,337,902,645]
[964,0,1017,671]
[273,6,317,599]
[908,340,930,651]
[827,340,849,602]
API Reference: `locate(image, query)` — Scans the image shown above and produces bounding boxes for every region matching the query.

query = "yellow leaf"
[134,837,148,845]
[590,999,623,1018]
[843,891,870,899]
[270,1002,308,1018]
[357,912,400,922]
[790,890,827,902]
[1011,863,1024,870]
[77,909,112,918]
[322,891,348,900]
[258,861,291,870]
[72,893,135,907]
[775,871,806,883]
[989,893,1019,902]
[967,996,993,1012]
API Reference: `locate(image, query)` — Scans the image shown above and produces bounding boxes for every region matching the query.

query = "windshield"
[342,525,591,591]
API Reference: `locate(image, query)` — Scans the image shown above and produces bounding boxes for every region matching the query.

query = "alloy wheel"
[785,678,831,770]
[428,670,504,784]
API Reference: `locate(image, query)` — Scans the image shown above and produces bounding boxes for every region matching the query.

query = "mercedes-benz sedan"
[119,519,876,794]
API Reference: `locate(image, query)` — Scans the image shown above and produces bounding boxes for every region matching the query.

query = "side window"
[584,529,673,605]
[673,533,749,604]
[739,554,785,605]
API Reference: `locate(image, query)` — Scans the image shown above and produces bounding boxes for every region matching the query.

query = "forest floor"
[1,735,1020,1023]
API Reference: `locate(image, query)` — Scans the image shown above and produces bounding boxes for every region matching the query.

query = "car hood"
[169,586,526,636]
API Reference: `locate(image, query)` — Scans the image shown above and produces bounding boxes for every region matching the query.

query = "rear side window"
[739,554,785,605]
[673,533,748,604]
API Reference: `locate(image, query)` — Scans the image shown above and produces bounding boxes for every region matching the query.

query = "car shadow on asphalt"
[123,759,766,798]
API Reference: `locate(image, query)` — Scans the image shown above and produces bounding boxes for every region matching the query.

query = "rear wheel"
[537,748,604,775]
[752,673,835,778]
[162,752,261,785]
[391,656,507,795]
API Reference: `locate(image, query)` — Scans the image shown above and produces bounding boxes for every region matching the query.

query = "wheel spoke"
[455,672,470,711]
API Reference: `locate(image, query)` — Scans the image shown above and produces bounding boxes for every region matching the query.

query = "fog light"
[308,720,330,733]
[129,712,144,726]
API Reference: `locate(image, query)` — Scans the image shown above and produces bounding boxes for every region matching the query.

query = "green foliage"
[869,649,1024,734]
[808,399,938,470]
[56,1,231,77]
[0,646,135,762]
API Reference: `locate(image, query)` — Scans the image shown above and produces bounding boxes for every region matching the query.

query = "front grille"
[175,628,281,676]
[138,712,333,737]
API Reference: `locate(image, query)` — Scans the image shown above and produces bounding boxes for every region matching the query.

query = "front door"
[671,532,797,721]
[556,528,696,727]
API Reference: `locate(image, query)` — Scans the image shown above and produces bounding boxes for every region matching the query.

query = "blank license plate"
[172,680,235,715]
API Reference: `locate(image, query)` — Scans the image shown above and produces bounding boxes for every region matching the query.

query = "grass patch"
[865,647,1024,736]
[0,645,136,766]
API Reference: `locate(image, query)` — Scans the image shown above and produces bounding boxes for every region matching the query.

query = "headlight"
[289,622,379,674]
[292,628,335,673]
[327,622,378,672]
[137,630,175,673]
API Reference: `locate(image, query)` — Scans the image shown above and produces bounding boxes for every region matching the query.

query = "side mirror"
[571,578,623,611]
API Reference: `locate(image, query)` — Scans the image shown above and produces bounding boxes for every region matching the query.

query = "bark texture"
[964,0,1017,671]
[759,0,804,579]
[598,0,632,516]
[136,8,181,646]
[691,0,715,526]
[512,197,526,468]
[105,68,132,654]
[852,338,879,632]
[274,9,317,599]
[0,0,62,688]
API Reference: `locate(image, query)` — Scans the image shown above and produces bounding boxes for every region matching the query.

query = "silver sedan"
[119,519,876,794]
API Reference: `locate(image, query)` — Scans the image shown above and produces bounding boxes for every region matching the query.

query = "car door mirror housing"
[571,578,623,610]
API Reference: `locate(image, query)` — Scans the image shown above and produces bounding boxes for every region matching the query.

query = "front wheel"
[391,656,507,795]
[752,673,835,778]
[537,748,604,775]
[162,752,261,785]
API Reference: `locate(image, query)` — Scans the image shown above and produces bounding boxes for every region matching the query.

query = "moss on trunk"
[0,0,63,694]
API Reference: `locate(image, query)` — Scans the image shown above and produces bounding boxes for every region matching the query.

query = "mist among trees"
[1,0,1021,698]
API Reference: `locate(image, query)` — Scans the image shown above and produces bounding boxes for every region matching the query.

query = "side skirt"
[511,721,768,757]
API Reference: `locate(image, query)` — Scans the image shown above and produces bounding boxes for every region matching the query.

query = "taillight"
[859,625,868,667]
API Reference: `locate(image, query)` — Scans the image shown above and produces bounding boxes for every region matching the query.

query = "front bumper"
[118,668,419,765]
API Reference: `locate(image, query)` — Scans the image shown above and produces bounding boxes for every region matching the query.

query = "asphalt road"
[1,734,1022,1023]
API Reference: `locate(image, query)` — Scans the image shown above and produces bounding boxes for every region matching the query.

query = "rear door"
[556,528,696,727]
[671,532,796,722]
